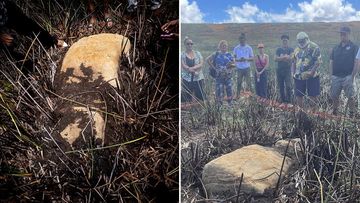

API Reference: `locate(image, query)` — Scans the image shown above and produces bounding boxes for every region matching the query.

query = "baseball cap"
[339,26,351,33]
[296,32,309,40]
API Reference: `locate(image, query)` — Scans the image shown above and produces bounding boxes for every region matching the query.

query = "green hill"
[182,22,360,71]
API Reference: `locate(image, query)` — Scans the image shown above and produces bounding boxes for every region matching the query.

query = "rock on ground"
[56,33,131,147]
[202,144,293,198]
[60,33,131,87]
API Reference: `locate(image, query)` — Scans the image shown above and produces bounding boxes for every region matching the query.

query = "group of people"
[181,26,359,116]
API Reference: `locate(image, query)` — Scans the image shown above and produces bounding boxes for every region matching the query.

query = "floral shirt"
[181,50,204,82]
[211,51,234,79]
[292,41,322,78]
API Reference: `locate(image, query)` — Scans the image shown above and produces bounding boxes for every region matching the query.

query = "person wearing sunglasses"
[206,40,235,106]
[181,36,205,103]
[291,32,322,109]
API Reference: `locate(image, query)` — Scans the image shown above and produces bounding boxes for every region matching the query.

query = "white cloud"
[226,2,259,23]
[224,0,360,23]
[181,0,205,23]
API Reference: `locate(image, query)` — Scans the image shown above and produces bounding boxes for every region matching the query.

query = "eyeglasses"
[186,43,193,45]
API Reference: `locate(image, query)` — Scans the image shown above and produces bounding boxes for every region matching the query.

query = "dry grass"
[181,87,360,202]
[0,0,178,202]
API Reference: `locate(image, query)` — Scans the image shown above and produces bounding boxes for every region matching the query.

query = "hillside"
[182,22,360,70]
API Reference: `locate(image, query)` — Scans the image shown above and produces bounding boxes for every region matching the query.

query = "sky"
[181,0,360,23]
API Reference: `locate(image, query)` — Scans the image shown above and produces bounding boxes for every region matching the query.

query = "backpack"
[209,51,219,78]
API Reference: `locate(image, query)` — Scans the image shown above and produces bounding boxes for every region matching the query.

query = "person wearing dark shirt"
[275,34,293,103]
[329,26,359,116]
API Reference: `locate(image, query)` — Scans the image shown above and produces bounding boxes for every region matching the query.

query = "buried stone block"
[60,33,131,87]
[56,34,131,146]
[202,144,293,197]
[59,106,105,146]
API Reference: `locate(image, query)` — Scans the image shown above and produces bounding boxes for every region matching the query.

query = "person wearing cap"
[275,34,294,103]
[206,40,235,106]
[233,33,254,98]
[254,43,269,99]
[330,26,359,116]
[291,31,322,108]
[181,36,205,103]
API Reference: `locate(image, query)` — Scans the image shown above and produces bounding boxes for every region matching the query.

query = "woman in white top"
[181,36,205,103]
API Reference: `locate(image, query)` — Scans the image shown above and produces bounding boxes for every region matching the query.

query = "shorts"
[294,76,320,97]
[330,75,356,99]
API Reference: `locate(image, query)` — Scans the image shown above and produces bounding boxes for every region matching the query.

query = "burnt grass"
[0,0,178,202]
[181,86,360,202]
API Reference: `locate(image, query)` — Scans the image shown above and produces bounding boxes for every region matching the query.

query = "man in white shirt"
[233,33,254,98]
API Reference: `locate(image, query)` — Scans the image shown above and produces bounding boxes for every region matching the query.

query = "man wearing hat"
[275,34,294,103]
[330,26,359,116]
[233,32,254,98]
[291,31,322,108]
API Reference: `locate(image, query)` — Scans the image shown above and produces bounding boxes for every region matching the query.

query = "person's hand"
[161,19,178,41]
[188,67,196,73]
[161,19,178,33]
[283,55,290,60]
[345,75,353,85]
[160,33,178,40]
[0,33,14,46]
[301,71,313,80]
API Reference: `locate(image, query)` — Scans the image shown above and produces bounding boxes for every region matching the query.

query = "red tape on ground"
[181,91,359,122]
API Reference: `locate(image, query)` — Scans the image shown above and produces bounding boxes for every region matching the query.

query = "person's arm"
[261,55,269,73]
[191,53,204,72]
[310,47,321,76]
[329,60,333,77]
[274,48,284,62]
[329,47,334,77]
[257,55,269,75]
[291,52,296,76]
[352,47,360,80]
[181,53,191,72]
[354,59,360,80]
[206,53,215,69]
[246,47,254,62]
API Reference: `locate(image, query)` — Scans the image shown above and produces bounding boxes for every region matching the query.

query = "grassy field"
[181,22,360,202]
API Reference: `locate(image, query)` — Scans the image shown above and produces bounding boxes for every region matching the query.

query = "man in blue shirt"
[233,33,254,98]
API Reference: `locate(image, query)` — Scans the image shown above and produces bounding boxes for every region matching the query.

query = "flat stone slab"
[202,144,292,197]
[60,33,131,87]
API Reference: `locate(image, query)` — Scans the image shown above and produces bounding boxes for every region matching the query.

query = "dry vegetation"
[181,22,360,203]
[0,0,178,202]
[182,94,360,202]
